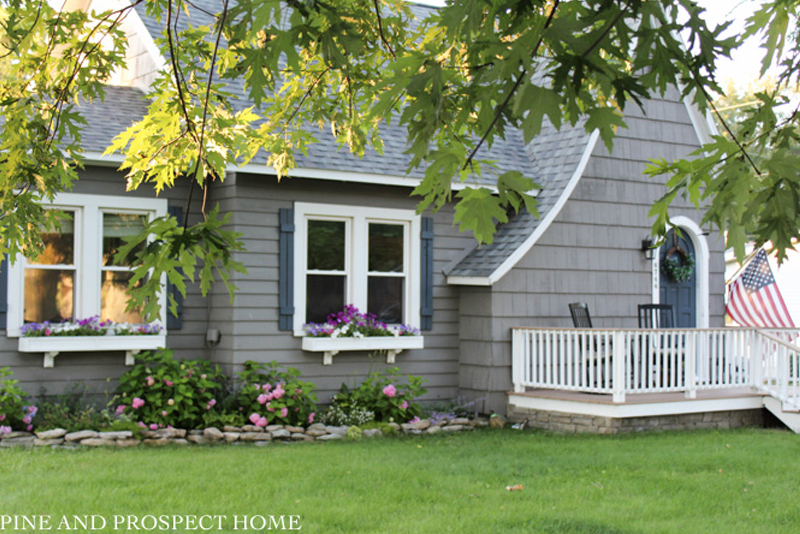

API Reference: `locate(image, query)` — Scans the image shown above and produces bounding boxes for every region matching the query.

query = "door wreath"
[663,246,695,283]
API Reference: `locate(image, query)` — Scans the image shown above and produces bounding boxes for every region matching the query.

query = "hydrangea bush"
[304,305,420,338]
[237,361,317,427]
[330,367,427,423]
[21,316,162,337]
[0,367,37,435]
[114,349,224,430]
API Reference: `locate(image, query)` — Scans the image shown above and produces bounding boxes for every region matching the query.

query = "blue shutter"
[0,255,7,330]
[278,208,295,331]
[420,217,434,331]
[166,205,184,330]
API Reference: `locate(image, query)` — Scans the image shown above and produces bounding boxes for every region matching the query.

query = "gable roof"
[75,0,602,286]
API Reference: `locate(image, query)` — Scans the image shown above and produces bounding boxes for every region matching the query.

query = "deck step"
[763,396,800,433]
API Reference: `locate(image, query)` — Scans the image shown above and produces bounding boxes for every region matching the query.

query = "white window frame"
[6,193,168,337]
[293,202,421,336]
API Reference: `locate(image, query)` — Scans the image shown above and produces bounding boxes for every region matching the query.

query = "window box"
[302,335,424,365]
[18,335,166,368]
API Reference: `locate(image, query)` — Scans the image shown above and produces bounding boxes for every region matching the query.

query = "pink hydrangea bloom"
[208,399,217,407]
[272,384,285,399]
[200,374,207,380]
[249,413,261,424]
[149,423,158,431]
[146,376,155,387]
[0,414,6,421]
[0,425,11,435]
[408,416,420,424]
[132,397,145,409]
[256,417,268,427]
[115,405,126,415]
[138,421,146,428]
[400,400,408,410]
[162,410,168,417]
[383,384,397,397]
[164,380,173,387]
[26,425,32,432]
[308,412,315,423]
[266,402,275,413]
[262,383,272,392]
[27,406,37,414]
[22,415,32,425]
[257,394,269,405]
[280,407,288,418]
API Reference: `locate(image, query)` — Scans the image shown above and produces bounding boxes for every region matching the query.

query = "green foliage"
[35,383,113,432]
[236,361,317,427]
[114,349,225,429]
[334,367,427,423]
[321,399,375,427]
[0,367,34,431]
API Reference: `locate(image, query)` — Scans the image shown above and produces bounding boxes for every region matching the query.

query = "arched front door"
[660,229,697,327]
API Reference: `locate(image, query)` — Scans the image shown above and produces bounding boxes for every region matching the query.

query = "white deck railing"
[511,327,800,404]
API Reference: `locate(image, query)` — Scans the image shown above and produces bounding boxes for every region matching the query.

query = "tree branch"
[372,0,395,59]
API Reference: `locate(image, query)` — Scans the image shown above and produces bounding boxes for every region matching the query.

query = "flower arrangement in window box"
[20,316,162,337]
[302,305,423,365]
[17,316,166,368]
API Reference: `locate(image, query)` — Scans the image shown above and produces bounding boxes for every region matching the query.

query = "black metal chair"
[569,302,593,328]
[638,304,675,329]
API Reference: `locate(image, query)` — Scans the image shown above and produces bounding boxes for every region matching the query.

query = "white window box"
[302,336,424,365]
[18,335,166,368]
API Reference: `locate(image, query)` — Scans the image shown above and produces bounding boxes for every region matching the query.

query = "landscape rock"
[187,435,211,445]
[326,426,348,436]
[143,438,172,446]
[35,428,67,440]
[306,429,327,438]
[155,428,186,439]
[0,437,34,447]
[34,438,65,447]
[239,432,272,442]
[241,425,263,433]
[98,431,133,440]
[116,439,141,448]
[266,425,284,432]
[426,426,442,434]
[285,426,305,434]
[81,438,116,447]
[223,432,240,443]
[413,419,431,430]
[3,431,34,439]
[223,425,241,433]
[65,430,98,442]
[271,429,291,440]
[451,418,471,426]
[442,425,463,432]
[363,429,383,438]
[203,427,224,441]
[316,433,343,441]
[290,433,310,441]
[307,423,327,432]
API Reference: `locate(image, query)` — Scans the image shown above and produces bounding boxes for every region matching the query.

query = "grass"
[2,428,800,533]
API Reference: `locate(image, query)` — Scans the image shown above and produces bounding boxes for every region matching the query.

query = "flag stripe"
[726,249,796,330]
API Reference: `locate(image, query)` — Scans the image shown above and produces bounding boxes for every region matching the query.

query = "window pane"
[306,274,345,323]
[28,218,75,266]
[307,220,345,271]
[103,213,147,266]
[24,269,74,323]
[101,271,144,323]
[368,276,404,324]
[369,223,404,272]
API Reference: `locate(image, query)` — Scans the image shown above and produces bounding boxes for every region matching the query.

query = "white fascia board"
[683,92,717,146]
[445,275,493,286]
[447,130,600,287]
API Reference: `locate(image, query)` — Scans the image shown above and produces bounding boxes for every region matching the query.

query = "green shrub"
[236,361,317,427]
[333,367,427,423]
[35,384,108,432]
[115,349,225,429]
[0,367,36,433]
[321,398,375,426]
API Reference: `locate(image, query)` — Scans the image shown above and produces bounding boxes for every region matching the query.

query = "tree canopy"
[0,0,795,318]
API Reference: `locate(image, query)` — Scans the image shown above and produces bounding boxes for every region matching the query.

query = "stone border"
[0,418,489,449]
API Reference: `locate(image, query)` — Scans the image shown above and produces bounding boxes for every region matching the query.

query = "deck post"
[612,331,626,403]
[751,330,762,390]
[512,329,525,393]
[685,330,697,399]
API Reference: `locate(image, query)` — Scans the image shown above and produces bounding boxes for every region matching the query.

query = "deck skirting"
[508,389,766,434]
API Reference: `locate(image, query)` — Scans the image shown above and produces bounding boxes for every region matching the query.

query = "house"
[8,0,788,433]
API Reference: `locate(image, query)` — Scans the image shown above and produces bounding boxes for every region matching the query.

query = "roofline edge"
[447,129,600,287]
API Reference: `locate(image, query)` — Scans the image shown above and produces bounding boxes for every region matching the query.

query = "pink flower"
[164,380,173,387]
[44,328,51,336]
[383,384,397,397]
[262,383,272,392]
[272,384,285,399]
[280,407,288,418]
[132,397,145,409]
[26,406,37,414]
[266,402,275,413]
[408,416,420,424]
[162,410,168,417]
[26,425,32,432]
[308,413,315,423]
[115,405,126,415]
[149,424,158,431]
[400,400,408,410]
[0,414,6,421]
[22,415,32,425]
[249,413,261,424]
[208,399,217,407]
[138,422,146,428]
[254,384,261,390]
[0,425,11,435]
[146,376,155,387]
[257,394,269,405]
[200,374,207,380]
[256,417,268,427]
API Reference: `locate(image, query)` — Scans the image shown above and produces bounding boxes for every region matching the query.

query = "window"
[7,193,167,336]
[294,203,420,333]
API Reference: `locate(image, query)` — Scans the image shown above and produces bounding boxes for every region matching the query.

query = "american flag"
[726,249,795,328]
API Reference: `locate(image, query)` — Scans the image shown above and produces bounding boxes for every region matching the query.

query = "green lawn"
[2,428,799,533]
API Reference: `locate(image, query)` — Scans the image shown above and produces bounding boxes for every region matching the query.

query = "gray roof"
[76,0,595,283]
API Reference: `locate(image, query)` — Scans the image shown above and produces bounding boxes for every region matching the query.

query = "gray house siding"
[457,92,727,414]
